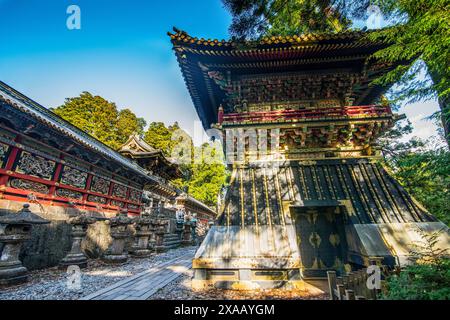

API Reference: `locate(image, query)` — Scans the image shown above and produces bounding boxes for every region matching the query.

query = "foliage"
[143,122,182,157]
[386,147,450,226]
[52,92,146,150]
[186,143,229,207]
[222,0,350,39]
[143,122,228,207]
[365,0,450,144]
[379,117,450,225]
[382,229,450,300]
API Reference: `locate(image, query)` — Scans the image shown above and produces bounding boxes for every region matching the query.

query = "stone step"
[163,240,181,247]
[164,234,180,240]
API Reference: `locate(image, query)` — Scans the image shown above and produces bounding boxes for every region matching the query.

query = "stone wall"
[0,199,123,271]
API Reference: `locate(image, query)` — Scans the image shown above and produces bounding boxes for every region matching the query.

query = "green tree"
[386,146,450,226]
[364,0,450,146]
[117,108,147,143]
[187,142,229,207]
[143,122,181,156]
[378,116,449,225]
[52,92,146,150]
[143,122,228,207]
[223,0,349,39]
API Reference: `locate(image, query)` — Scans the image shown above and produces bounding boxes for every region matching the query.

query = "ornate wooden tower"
[169,28,448,290]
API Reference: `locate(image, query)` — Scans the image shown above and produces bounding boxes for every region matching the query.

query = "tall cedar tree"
[52,92,146,150]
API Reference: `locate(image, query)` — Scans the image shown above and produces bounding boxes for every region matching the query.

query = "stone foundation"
[0,199,119,270]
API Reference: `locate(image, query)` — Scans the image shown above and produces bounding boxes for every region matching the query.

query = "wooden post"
[337,284,345,300]
[342,274,349,287]
[327,271,337,300]
[348,272,354,291]
[345,289,355,300]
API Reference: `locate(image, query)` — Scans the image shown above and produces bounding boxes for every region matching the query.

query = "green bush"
[382,258,450,300]
[382,228,450,300]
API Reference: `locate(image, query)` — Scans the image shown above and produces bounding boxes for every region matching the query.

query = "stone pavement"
[79,253,193,300]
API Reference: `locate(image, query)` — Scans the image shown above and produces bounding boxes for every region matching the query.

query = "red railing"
[221,105,392,124]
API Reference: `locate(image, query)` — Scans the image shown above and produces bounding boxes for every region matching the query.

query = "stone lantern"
[181,214,192,246]
[0,204,49,286]
[131,213,153,258]
[102,211,132,264]
[175,208,185,240]
[191,213,198,246]
[59,214,96,269]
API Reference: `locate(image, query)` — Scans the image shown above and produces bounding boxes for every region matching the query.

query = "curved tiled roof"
[168,28,377,51]
[168,28,391,130]
[0,81,168,187]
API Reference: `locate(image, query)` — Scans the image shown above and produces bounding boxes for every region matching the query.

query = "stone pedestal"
[102,213,132,264]
[131,214,153,258]
[154,219,168,253]
[59,214,96,269]
[0,204,49,286]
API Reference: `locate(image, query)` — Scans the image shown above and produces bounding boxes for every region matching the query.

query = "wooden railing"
[327,257,392,300]
[221,105,392,124]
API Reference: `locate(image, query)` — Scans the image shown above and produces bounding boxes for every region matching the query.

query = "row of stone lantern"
[0,204,198,286]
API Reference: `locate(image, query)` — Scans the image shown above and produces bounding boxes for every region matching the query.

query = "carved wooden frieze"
[112,183,127,199]
[10,178,49,194]
[15,151,56,180]
[90,176,110,195]
[61,166,88,189]
[129,189,141,202]
[128,204,139,210]
[87,194,107,204]
[0,142,9,167]
[56,188,83,200]
[111,200,125,208]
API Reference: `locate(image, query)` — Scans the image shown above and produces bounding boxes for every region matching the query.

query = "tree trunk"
[428,68,450,149]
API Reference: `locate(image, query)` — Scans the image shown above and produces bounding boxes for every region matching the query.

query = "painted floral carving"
[128,204,139,210]
[129,189,141,202]
[90,176,110,195]
[0,142,9,167]
[87,195,107,204]
[16,151,56,180]
[10,178,49,194]
[56,188,83,200]
[61,166,87,189]
[112,183,127,199]
[111,200,125,208]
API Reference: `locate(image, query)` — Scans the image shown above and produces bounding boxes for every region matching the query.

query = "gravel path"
[150,274,328,300]
[0,247,197,300]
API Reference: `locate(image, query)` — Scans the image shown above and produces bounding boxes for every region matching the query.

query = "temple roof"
[119,134,161,157]
[0,81,169,187]
[169,28,395,130]
[176,192,217,218]
[119,134,182,180]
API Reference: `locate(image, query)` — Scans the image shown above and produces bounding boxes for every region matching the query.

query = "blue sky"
[0,0,440,145]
